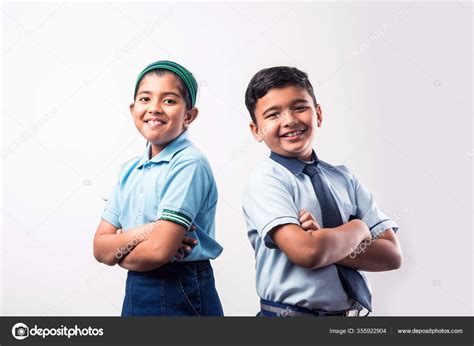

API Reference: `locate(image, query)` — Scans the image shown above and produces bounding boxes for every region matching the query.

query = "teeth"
[284,131,302,137]
[146,119,163,125]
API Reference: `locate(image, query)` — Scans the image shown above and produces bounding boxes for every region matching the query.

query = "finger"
[116,229,123,234]
[301,220,319,231]
[175,252,183,259]
[299,209,306,217]
[305,219,321,230]
[307,212,317,222]
[180,244,192,252]
[299,212,311,224]
[189,225,197,232]
[302,211,316,221]
[300,211,316,224]
[301,220,311,231]
[180,244,192,253]
[182,236,198,246]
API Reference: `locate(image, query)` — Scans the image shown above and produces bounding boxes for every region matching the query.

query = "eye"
[163,98,176,105]
[265,112,280,119]
[138,97,150,102]
[293,106,308,112]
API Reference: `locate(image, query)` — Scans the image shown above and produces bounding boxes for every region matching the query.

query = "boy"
[93,60,223,316]
[242,66,402,316]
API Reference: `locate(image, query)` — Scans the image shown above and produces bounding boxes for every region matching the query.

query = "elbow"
[93,243,104,264]
[388,251,403,270]
[384,249,403,271]
[93,244,118,266]
[94,252,117,266]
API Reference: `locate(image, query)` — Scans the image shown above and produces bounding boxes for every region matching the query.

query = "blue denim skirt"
[121,260,223,316]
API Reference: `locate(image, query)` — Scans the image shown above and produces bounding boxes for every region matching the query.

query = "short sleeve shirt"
[242,152,398,311]
[102,131,223,261]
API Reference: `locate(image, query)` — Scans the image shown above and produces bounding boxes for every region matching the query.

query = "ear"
[183,107,199,128]
[316,104,323,127]
[249,121,263,142]
[129,103,135,117]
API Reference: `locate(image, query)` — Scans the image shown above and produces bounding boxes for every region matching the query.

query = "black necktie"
[303,163,372,312]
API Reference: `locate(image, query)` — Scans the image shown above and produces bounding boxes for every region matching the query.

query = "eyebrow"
[289,98,311,106]
[262,99,310,116]
[136,91,182,98]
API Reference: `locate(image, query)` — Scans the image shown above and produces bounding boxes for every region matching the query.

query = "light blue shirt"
[242,151,398,311]
[102,130,223,261]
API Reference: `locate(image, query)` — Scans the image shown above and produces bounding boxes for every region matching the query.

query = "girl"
[93,60,224,316]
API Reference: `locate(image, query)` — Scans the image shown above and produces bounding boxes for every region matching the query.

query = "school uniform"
[102,130,223,316]
[242,150,398,316]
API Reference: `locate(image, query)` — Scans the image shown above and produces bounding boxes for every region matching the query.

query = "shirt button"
[146,166,151,171]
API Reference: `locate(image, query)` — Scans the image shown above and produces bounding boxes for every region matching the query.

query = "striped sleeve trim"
[160,209,192,229]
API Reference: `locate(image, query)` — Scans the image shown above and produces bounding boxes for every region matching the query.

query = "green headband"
[134,60,198,107]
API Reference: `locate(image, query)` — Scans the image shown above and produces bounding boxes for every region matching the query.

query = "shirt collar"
[269,150,319,175]
[137,130,192,169]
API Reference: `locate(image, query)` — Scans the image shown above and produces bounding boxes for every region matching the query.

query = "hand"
[175,225,198,259]
[299,210,321,234]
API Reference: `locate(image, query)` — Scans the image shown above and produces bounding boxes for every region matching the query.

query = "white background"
[1,1,472,316]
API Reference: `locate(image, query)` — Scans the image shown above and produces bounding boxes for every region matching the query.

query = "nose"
[148,99,163,114]
[281,108,298,127]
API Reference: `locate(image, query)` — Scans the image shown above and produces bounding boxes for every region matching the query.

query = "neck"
[295,147,314,162]
[149,143,165,159]
[148,130,187,159]
[298,152,313,162]
[272,149,314,162]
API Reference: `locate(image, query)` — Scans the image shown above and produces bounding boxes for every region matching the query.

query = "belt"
[260,301,361,317]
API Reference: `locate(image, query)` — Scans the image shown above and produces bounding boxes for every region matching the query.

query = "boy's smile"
[130,73,197,158]
[250,85,322,162]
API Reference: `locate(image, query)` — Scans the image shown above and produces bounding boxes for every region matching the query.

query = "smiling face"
[130,72,198,158]
[250,85,322,161]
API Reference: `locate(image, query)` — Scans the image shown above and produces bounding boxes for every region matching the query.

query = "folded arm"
[271,219,371,269]
[117,220,187,272]
[296,211,402,271]
[93,219,155,266]
[93,219,194,268]
[336,228,402,271]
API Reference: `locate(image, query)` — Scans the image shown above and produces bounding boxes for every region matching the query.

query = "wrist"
[350,219,370,241]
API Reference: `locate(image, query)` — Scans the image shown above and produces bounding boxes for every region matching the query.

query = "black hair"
[245,66,317,123]
[135,69,193,110]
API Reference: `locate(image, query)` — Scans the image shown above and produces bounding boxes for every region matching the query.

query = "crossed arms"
[93,219,197,272]
[94,210,401,273]
[270,210,402,272]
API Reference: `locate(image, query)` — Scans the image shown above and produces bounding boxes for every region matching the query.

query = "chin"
[285,148,313,160]
[283,143,310,153]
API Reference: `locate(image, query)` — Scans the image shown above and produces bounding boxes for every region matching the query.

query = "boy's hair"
[245,66,318,123]
[135,69,193,110]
